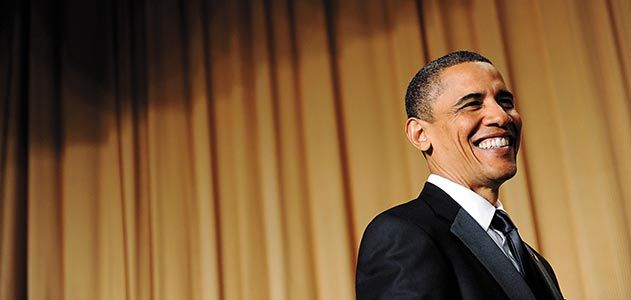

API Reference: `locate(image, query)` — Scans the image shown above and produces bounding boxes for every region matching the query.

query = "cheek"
[510,112,523,127]
[452,120,478,146]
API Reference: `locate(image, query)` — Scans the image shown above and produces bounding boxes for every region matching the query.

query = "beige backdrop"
[1,0,630,299]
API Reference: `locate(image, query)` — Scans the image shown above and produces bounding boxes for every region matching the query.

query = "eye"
[462,99,482,110]
[498,97,514,109]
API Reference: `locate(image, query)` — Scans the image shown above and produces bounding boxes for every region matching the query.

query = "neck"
[471,186,499,205]
[429,169,500,205]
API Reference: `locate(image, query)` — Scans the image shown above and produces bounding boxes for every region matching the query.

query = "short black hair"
[405,50,493,120]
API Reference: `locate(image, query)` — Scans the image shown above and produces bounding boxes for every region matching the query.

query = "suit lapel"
[421,183,537,300]
[451,209,537,300]
[525,245,564,300]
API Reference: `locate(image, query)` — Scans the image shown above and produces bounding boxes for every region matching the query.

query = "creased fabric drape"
[1,0,630,299]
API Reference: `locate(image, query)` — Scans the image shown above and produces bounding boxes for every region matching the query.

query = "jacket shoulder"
[362,196,450,245]
[357,199,459,299]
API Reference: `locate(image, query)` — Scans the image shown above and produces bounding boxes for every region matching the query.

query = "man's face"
[424,61,522,189]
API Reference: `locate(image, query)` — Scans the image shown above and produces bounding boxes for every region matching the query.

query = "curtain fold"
[0,2,28,299]
[1,0,630,299]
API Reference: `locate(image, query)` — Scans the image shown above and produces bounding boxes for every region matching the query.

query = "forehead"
[437,61,506,93]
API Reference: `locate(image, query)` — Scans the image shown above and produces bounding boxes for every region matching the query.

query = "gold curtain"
[1,0,630,299]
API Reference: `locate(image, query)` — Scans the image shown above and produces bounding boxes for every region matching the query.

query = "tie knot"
[491,210,517,234]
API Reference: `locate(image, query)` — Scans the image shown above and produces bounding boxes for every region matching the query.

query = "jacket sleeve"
[356,212,456,300]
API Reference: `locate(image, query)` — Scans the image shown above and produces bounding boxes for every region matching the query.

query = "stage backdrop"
[2,0,630,299]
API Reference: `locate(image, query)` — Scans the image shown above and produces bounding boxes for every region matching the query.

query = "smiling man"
[356,51,564,300]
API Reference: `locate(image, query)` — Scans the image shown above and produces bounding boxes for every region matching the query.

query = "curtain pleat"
[0,2,28,300]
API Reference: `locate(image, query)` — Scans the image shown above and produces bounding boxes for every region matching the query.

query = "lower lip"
[475,146,513,154]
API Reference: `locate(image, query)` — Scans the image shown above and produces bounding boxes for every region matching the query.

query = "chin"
[495,168,517,182]
[485,164,518,184]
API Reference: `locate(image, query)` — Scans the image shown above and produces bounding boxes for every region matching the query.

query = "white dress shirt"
[427,174,521,272]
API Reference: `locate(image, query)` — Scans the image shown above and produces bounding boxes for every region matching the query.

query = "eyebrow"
[454,92,483,108]
[497,89,514,99]
[454,89,514,108]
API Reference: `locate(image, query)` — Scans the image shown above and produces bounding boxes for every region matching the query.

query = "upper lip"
[473,131,514,146]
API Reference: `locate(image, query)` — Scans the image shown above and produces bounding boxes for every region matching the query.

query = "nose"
[483,100,512,127]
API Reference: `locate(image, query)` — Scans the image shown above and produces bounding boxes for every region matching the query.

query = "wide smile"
[473,135,514,150]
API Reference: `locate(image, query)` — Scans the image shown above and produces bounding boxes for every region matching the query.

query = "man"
[356,51,564,300]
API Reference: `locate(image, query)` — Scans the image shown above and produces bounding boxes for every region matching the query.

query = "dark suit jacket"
[356,182,564,300]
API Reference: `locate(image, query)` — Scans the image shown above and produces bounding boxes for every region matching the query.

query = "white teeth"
[477,137,510,149]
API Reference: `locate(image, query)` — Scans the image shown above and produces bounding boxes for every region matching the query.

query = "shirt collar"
[427,174,504,230]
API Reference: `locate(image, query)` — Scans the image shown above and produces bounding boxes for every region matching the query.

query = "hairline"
[428,60,492,119]
[405,51,493,121]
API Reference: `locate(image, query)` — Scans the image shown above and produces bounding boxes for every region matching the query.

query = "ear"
[405,117,431,152]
